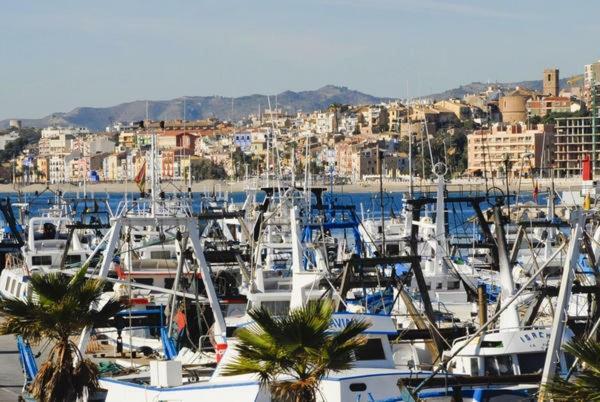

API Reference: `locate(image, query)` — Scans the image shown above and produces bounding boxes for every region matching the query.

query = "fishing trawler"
[0,214,93,301]
[88,206,439,402]
[360,167,500,324]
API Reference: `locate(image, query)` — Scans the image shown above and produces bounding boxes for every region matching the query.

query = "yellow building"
[103,154,120,181]
[433,100,471,120]
[36,157,49,183]
[118,132,136,149]
[387,103,407,131]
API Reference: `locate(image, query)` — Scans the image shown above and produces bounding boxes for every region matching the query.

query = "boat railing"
[115,198,193,218]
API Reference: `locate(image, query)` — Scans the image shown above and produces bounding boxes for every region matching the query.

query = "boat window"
[355,338,386,361]
[10,280,16,295]
[447,281,460,290]
[386,244,399,255]
[65,255,82,265]
[517,352,545,374]
[484,355,514,376]
[36,222,57,240]
[135,278,154,286]
[425,282,431,290]
[150,251,172,260]
[470,358,479,375]
[164,278,175,290]
[349,383,367,392]
[481,341,503,348]
[5,278,11,291]
[436,282,443,290]
[16,283,21,298]
[261,301,290,316]
[32,256,52,266]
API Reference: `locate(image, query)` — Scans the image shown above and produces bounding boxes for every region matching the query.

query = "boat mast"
[291,148,296,188]
[539,213,583,400]
[408,115,414,198]
[150,130,157,216]
[378,145,386,256]
[493,208,520,329]
[304,129,310,207]
[433,165,447,275]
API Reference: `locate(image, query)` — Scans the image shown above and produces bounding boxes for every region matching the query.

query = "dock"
[0,334,23,402]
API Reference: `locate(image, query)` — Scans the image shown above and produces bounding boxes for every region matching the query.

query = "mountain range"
[0,78,574,131]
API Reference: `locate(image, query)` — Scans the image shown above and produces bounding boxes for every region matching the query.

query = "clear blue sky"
[1,0,598,120]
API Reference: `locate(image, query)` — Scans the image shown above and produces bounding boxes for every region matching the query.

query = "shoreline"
[0,178,585,194]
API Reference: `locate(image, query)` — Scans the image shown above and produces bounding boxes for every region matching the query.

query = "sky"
[1,0,598,120]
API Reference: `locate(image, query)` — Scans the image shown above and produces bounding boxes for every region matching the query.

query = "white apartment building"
[41,126,90,139]
[64,152,84,182]
[315,112,337,134]
[0,131,19,151]
[584,60,600,102]
[49,135,74,154]
[48,155,66,183]
[339,115,358,135]
[84,136,116,156]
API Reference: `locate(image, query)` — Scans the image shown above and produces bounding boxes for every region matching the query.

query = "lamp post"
[377,145,386,256]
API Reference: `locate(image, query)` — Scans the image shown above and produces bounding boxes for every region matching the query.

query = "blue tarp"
[160,327,178,360]
[2,224,23,232]
[17,335,38,382]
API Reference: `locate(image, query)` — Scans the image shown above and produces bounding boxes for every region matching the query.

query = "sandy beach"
[0,178,583,195]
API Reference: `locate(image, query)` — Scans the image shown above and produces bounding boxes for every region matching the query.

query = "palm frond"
[0,299,47,342]
[0,268,124,402]
[88,299,127,328]
[221,356,275,388]
[247,307,286,342]
[544,338,600,401]
[29,273,71,305]
[68,264,90,288]
[330,319,370,347]
[223,299,370,402]
[563,338,600,374]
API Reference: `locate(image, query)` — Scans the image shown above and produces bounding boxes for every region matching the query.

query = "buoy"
[215,343,228,363]
[584,193,591,210]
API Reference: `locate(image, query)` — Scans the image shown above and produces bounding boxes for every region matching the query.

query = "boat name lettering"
[330,317,353,329]
[519,331,550,343]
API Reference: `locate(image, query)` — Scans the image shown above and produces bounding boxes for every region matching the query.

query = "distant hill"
[0,85,391,131]
[421,77,572,100]
[1,78,578,131]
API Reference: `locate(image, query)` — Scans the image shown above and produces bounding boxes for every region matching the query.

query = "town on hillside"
[2,61,599,186]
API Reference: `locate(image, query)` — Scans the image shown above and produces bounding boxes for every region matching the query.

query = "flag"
[533,183,539,203]
[135,161,147,192]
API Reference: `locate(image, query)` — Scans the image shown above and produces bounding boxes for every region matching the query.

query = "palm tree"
[0,267,125,402]
[543,338,600,401]
[222,301,369,402]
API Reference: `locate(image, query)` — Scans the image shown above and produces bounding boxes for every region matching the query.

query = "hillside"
[1,77,577,131]
[422,78,572,100]
[0,85,391,131]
